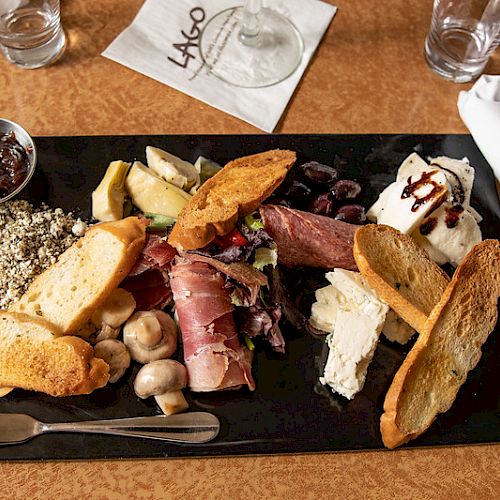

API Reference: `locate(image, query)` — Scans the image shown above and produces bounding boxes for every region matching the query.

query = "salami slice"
[260,205,359,270]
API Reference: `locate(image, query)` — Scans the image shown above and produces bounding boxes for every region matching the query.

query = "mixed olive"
[266,160,366,225]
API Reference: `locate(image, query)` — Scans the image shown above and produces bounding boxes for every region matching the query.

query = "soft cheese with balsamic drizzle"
[367,153,482,267]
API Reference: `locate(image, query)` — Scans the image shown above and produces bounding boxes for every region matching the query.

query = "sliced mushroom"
[134,359,188,416]
[123,310,177,363]
[93,339,131,383]
[91,288,136,329]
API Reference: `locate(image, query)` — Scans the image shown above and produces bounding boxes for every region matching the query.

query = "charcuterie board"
[0,134,499,460]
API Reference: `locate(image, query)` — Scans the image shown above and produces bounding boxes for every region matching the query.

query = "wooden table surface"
[0,0,499,498]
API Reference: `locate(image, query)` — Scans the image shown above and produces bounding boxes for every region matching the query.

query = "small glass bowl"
[0,118,37,203]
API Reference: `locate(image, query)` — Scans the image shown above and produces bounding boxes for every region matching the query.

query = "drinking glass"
[424,0,500,83]
[0,0,66,69]
[198,0,304,88]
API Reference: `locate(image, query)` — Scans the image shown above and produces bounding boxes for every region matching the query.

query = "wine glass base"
[199,7,304,88]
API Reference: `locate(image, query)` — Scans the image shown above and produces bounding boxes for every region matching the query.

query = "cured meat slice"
[170,256,255,392]
[121,269,172,310]
[128,233,177,275]
[143,233,177,267]
[122,233,177,309]
[260,204,359,270]
[183,253,268,305]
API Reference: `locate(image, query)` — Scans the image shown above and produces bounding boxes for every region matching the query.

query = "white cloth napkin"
[458,75,500,181]
[102,0,337,133]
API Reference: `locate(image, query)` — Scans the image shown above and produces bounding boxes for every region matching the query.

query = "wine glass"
[198,1,304,88]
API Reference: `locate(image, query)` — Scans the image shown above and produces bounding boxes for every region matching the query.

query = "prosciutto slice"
[260,204,359,270]
[128,233,177,275]
[170,255,255,392]
[122,233,177,309]
[184,252,268,305]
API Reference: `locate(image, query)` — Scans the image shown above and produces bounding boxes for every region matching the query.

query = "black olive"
[331,179,362,200]
[282,180,312,201]
[308,192,334,216]
[334,204,366,224]
[299,161,338,185]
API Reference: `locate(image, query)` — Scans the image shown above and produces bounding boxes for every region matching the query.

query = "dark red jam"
[0,131,30,199]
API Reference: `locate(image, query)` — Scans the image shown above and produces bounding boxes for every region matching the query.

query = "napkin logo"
[168,7,206,69]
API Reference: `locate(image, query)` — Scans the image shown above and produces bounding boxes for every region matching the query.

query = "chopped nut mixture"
[0,200,88,309]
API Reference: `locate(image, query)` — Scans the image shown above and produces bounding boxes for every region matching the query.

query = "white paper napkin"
[102,0,337,132]
[458,75,500,181]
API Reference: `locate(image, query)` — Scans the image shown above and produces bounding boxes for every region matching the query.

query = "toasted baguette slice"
[354,224,450,333]
[380,240,500,449]
[12,217,146,335]
[168,149,296,250]
[0,311,109,396]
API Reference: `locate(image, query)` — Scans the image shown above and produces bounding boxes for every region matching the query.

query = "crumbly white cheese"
[0,200,87,309]
[317,269,388,400]
[382,309,415,344]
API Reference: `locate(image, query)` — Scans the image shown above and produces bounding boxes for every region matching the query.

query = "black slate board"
[0,134,499,460]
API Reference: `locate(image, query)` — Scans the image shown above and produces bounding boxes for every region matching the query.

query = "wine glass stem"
[239,0,262,46]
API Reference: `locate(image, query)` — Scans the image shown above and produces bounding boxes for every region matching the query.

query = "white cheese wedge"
[366,181,397,222]
[318,269,389,400]
[146,146,200,191]
[429,156,476,210]
[411,204,482,267]
[368,153,483,266]
[375,169,449,234]
[396,152,430,181]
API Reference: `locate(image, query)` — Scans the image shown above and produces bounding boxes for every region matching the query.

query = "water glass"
[0,0,66,69]
[424,0,500,83]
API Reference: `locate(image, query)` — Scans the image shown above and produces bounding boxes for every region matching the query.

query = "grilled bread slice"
[380,240,500,448]
[168,149,296,250]
[0,311,109,396]
[353,224,450,333]
[11,216,146,335]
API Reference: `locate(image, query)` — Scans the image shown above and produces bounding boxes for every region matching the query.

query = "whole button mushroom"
[134,359,189,416]
[93,339,131,383]
[92,323,120,344]
[91,288,136,329]
[123,310,177,364]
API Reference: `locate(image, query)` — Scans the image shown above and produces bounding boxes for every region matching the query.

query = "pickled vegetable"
[125,161,191,218]
[146,146,199,191]
[92,160,131,222]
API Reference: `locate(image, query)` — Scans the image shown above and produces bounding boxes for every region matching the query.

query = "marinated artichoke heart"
[191,156,222,194]
[125,161,191,218]
[92,160,131,222]
[146,146,200,191]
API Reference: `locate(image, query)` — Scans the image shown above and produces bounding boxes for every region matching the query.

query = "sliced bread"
[380,239,500,448]
[0,311,109,396]
[353,224,450,333]
[168,149,296,250]
[11,216,146,335]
